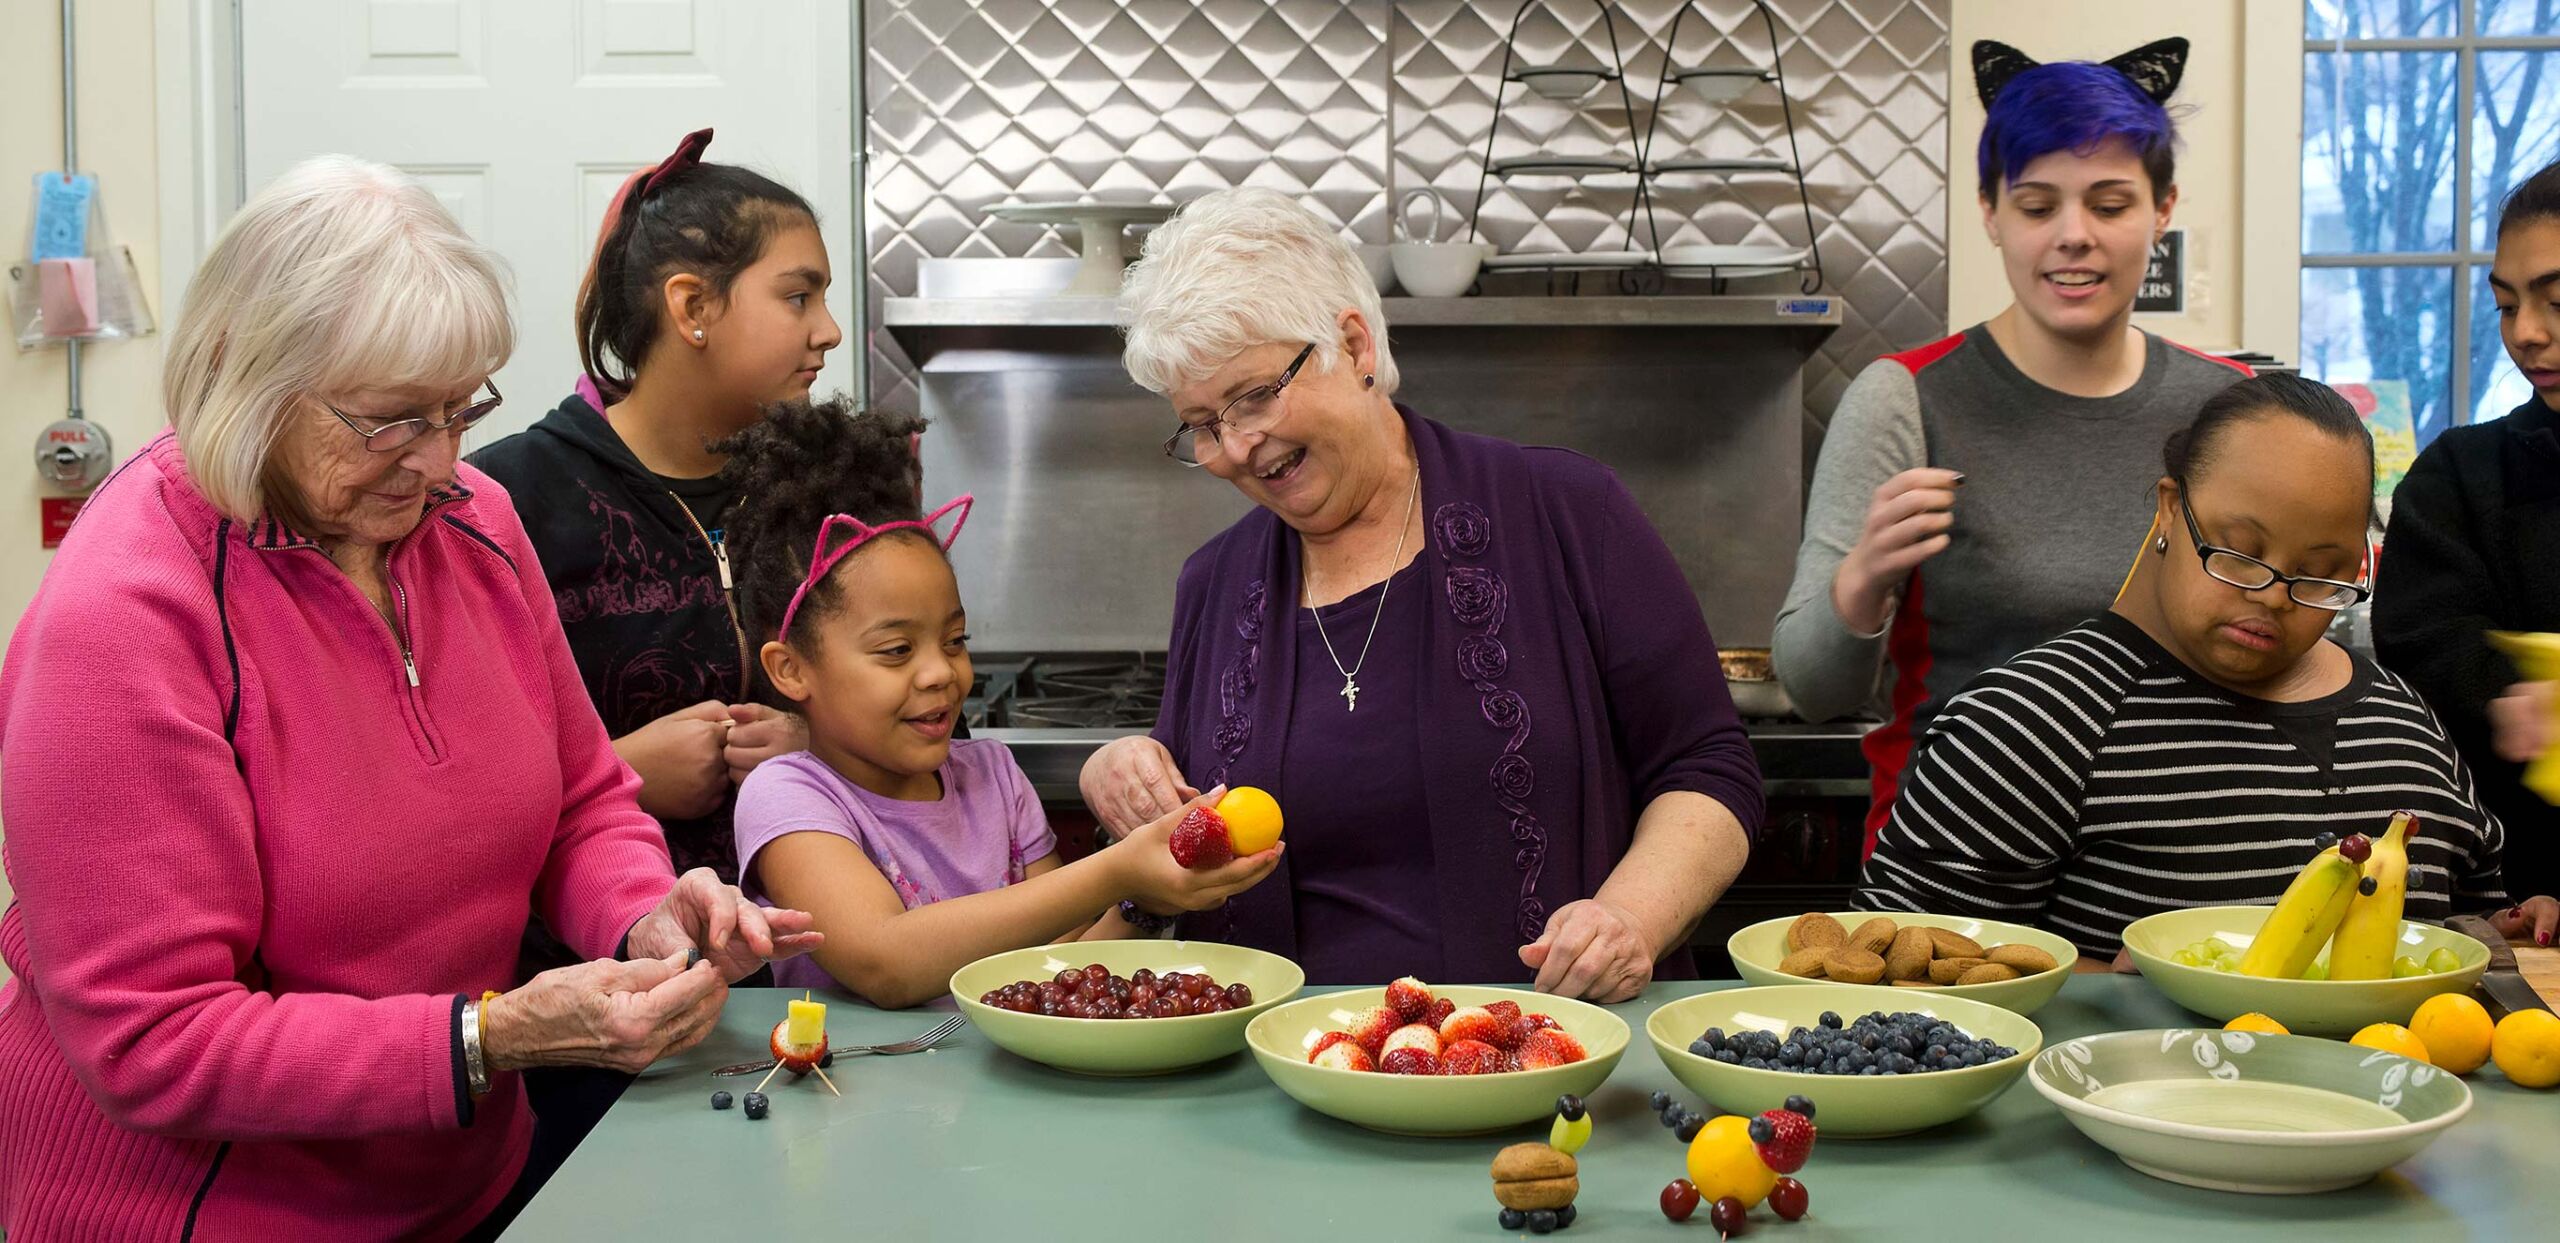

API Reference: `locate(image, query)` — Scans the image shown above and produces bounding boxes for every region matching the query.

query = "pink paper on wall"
[36,257,99,337]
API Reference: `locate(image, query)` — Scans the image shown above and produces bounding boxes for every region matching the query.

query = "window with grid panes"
[2303,0,2560,445]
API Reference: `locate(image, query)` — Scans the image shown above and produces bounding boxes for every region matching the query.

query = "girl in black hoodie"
[2376,156,2560,930]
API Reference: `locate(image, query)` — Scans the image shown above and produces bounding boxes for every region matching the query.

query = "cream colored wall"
[1946,0,2303,357]
[1,0,166,939]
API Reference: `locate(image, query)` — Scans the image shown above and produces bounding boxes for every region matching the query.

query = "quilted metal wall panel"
[863,0,1947,420]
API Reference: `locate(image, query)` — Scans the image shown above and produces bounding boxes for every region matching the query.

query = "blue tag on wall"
[33,172,96,261]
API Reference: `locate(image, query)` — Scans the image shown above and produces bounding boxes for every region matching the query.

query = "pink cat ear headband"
[776,495,973,642]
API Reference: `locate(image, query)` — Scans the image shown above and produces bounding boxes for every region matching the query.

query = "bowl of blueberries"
[1645,984,2043,1137]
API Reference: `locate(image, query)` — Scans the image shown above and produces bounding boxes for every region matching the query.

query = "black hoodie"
[469,386,751,883]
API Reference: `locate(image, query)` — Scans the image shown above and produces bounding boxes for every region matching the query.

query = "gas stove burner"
[969,652,1167,731]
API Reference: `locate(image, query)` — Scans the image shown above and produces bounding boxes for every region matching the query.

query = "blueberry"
[819,1050,835,1069]
[1528,1208,1558,1234]
[1703,1028,1725,1048]
[1676,1114,1705,1142]
[710,1090,733,1110]
[1748,1116,1776,1144]
[1819,1011,1842,1029]
[1500,1208,1528,1231]
[1785,1093,1814,1118]
[1660,1106,1684,1129]
[742,1091,769,1120]
[1649,1090,1673,1112]
[1556,1204,1577,1229]
[1557,1094,1586,1122]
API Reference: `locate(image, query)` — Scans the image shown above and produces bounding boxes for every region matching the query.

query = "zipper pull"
[709,529,734,591]
[403,652,420,688]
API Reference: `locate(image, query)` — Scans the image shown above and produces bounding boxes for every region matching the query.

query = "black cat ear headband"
[1972,36,2189,109]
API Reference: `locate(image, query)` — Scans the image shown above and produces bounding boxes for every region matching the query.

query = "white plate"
[1483,249,1654,271]
[1488,155,1636,178]
[984,201,1175,229]
[1648,157,1793,175]
[1658,243,1809,269]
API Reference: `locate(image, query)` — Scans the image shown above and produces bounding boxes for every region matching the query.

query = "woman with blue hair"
[1774,37,2253,853]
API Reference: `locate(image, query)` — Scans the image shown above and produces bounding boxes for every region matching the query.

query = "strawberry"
[1523,1013,1561,1033]
[769,1020,827,1073]
[1440,1038,1507,1076]
[1484,1000,1524,1025]
[1306,1031,1358,1063]
[1423,997,1457,1029]
[1167,808,1234,869]
[1348,1005,1403,1056]
[1513,1028,1588,1070]
[1751,1107,1818,1174]
[1312,1040,1376,1072]
[1382,1023,1443,1059]
[1384,976,1435,1021]
[1378,1047,1443,1075]
[1493,1015,1540,1051]
[1439,1005,1503,1047]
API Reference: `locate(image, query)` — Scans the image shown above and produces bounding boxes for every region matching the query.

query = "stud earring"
[2156,534,2169,553]
[1362,374,1375,389]
[692,328,705,342]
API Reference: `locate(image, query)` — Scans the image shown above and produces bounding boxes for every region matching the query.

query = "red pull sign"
[41,496,83,549]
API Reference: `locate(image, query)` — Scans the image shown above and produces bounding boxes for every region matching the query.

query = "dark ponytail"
[2497,157,2560,240]
[2162,372,2377,520]
[714,397,929,650]
[577,162,816,401]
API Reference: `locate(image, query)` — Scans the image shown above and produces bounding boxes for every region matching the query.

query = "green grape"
[2391,955,2427,979]
[2424,947,2462,974]
[2173,950,2204,967]
[2184,941,2213,961]
[2203,936,2236,957]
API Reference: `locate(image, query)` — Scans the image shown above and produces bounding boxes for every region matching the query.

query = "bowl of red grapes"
[950,942,1304,1076]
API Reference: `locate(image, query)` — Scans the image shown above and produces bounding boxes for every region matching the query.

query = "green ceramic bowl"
[1646,984,2041,1137]
[1727,911,2078,1016]
[2031,1028,2474,1194]
[949,942,1303,1076]
[1245,986,1628,1135]
[2120,906,2489,1038]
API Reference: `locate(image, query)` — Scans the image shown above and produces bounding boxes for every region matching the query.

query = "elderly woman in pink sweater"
[0,157,821,1241]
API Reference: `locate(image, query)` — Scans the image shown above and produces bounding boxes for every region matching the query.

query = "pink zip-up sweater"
[0,433,677,1240]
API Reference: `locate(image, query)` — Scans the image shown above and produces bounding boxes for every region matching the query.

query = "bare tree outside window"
[2303,0,2560,443]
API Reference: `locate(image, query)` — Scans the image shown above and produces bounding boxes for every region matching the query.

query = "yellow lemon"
[2224,1013,2289,1036]
[2407,994,2494,1075]
[2491,1009,2560,1089]
[1217,786,1286,854]
[1685,1115,1777,1210]
[2348,1022,2431,1065]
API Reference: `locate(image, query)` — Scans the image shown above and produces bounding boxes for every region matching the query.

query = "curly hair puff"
[712,396,930,650]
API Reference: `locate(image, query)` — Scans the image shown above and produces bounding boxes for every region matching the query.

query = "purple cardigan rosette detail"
[1149,406,1762,984]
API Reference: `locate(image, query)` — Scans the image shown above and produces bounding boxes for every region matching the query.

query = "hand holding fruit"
[1113,787,1283,913]
[1080,735,1198,835]
[481,950,726,1075]
[624,866,825,983]
[1520,898,1653,1003]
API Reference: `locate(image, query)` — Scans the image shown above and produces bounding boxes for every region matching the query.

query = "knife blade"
[2445,914,2554,1020]
[711,1059,778,1077]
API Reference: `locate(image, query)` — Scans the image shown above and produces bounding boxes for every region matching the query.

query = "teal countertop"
[505,977,2558,1239]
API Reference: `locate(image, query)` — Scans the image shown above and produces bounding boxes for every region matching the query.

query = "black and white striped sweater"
[1855,612,2508,957]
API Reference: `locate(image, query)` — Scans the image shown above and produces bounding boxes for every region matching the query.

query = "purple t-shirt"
[735,739,1057,991]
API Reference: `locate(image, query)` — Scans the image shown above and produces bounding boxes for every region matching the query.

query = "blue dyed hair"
[1977,61,2178,202]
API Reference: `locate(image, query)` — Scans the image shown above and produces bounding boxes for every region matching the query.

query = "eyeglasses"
[2175,484,2370,611]
[325,379,503,453]
[1162,344,1314,467]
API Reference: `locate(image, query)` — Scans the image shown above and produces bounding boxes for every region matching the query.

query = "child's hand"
[1112,787,1284,913]
[724,703,809,785]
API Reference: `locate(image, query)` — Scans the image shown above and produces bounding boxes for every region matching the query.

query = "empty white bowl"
[1390,241,1493,297]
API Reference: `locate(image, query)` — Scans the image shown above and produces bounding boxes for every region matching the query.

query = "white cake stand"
[986,201,1177,295]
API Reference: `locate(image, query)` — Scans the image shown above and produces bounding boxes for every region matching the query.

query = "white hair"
[164,155,513,522]
[1118,187,1398,398]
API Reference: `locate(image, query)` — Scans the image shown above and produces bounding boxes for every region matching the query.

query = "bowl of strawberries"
[1245,977,1630,1135]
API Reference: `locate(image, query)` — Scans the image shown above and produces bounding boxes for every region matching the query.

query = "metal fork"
[710,1015,967,1076]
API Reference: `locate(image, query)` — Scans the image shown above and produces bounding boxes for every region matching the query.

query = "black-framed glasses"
[1162,343,1314,467]
[2175,483,2370,611]
[325,379,503,453]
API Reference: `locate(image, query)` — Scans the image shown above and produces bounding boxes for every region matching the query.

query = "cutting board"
[2517,944,2560,1007]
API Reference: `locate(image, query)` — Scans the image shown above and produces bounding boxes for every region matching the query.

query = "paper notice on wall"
[2332,380,2415,521]
[32,173,95,261]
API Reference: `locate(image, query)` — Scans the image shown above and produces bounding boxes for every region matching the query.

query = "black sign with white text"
[2136,230,2185,314]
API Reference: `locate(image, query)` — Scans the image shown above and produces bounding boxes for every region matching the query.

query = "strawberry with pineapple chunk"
[1439,1005,1503,1047]
[1749,1107,1817,1174]
[1378,1047,1443,1075]
[1167,807,1235,869]
[1347,1005,1403,1057]
[1513,1027,1588,1070]
[1384,976,1435,1021]
[1440,1039,1507,1076]
[1382,1023,1443,1059]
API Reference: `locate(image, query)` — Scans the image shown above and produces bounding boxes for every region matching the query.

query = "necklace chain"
[1306,462,1420,712]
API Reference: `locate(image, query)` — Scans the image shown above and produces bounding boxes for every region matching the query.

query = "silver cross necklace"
[1305,461,1420,713]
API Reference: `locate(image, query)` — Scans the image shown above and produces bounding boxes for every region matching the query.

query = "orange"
[2491,1009,2560,1089]
[2348,1022,2431,1065]
[1685,1115,1778,1210]
[1217,786,1286,854]
[2224,1013,2289,1036]
[2407,994,2493,1075]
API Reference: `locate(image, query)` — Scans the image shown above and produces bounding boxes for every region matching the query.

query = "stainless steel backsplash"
[862,0,1950,419]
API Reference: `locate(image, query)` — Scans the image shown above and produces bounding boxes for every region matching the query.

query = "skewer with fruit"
[756,993,840,1098]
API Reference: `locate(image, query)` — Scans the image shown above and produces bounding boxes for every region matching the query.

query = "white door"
[240,0,856,444]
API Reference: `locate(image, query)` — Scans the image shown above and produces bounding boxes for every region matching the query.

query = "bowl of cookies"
[1727,912,2078,1017]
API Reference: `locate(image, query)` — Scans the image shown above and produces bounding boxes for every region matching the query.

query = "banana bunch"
[2488,632,2560,805]
[2238,829,2374,979]
[2329,811,2419,981]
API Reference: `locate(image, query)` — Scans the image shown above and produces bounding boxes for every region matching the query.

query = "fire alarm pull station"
[38,418,111,492]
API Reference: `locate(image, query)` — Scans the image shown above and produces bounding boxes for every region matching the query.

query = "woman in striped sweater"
[1857,373,2559,960]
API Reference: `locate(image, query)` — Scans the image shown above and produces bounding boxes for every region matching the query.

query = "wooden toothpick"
[812,1064,841,1097]
[753,1062,785,1095]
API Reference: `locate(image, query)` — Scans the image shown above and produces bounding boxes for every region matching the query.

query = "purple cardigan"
[1151,408,1762,983]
